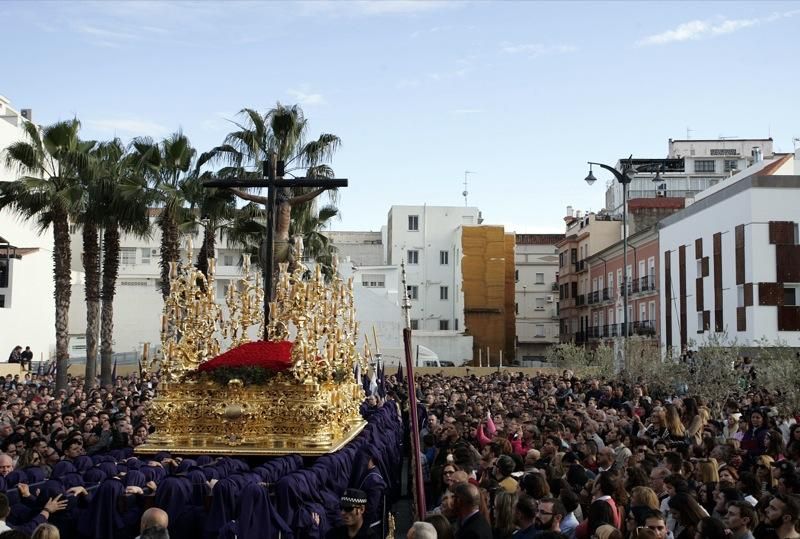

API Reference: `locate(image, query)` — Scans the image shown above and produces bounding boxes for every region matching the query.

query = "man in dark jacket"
[326,489,376,539]
[453,482,492,539]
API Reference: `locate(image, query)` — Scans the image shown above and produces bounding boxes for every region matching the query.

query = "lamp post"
[585,160,635,370]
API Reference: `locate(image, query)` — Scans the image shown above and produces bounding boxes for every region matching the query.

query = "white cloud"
[75,23,138,41]
[287,88,326,106]
[500,42,577,57]
[88,118,169,137]
[637,10,800,46]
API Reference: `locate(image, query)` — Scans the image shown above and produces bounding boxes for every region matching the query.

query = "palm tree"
[130,132,195,299]
[289,201,339,275]
[201,104,341,273]
[94,140,149,387]
[181,171,236,278]
[0,120,94,391]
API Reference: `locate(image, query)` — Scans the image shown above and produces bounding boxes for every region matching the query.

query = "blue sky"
[2,1,799,233]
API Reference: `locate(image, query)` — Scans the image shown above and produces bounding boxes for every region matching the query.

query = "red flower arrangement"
[198,340,294,373]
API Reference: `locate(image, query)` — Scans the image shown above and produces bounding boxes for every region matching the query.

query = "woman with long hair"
[492,491,518,539]
[665,404,687,445]
[740,409,770,461]
[644,407,670,441]
[682,398,705,447]
[668,492,707,539]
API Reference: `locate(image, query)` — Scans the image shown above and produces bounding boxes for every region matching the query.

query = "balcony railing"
[586,321,657,339]
[576,294,586,306]
[574,260,586,273]
[638,275,656,292]
[588,290,599,304]
[602,287,611,301]
[551,282,559,292]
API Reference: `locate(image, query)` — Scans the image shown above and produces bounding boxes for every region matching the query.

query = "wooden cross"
[203,159,347,340]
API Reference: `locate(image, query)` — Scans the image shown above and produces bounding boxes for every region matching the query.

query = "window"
[785,286,799,306]
[515,269,519,282]
[724,159,739,172]
[440,286,448,300]
[407,250,419,265]
[120,248,137,266]
[454,319,459,330]
[223,255,235,266]
[0,260,8,288]
[0,295,4,308]
[515,302,519,314]
[640,303,647,321]
[408,215,419,231]
[217,281,228,300]
[697,312,705,332]
[535,297,545,310]
[649,301,656,322]
[410,319,419,330]
[535,324,545,337]
[140,248,151,265]
[694,160,715,173]
[407,285,418,300]
[440,250,449,265]
[535,272,544,284]
[439,320,450,330]
[362,274,385,288]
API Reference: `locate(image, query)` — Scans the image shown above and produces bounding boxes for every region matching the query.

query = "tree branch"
[289,187,330,207]
[228,188,269,205]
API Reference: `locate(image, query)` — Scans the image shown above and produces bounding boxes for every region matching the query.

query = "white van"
[416,345,456,368]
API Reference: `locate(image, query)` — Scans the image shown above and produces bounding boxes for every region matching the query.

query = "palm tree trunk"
[53,210,71,392]
[197,223,215,278]
[82,222,100,389]
[274,190,292,268]
[100,222,119,387]
[158,213,180,299]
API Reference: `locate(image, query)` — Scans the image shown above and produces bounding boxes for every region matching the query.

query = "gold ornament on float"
[137,237,368,456]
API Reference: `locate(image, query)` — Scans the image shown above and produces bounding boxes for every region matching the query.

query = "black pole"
[263,159,276,341]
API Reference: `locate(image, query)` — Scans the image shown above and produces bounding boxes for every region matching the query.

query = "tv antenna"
[463,170,475,206]
[686,127,694,139]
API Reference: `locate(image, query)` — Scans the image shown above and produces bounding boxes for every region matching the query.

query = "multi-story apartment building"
[583,225,660,343]
[515,234,563,361]
[605,138,775,215]
[0,95,55,359]
[386,205,480,332]
[325,230,384,267]
[659,151,800,353]
[556,210,621,343]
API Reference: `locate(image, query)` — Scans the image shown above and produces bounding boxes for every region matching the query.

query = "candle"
[187,237,193,253]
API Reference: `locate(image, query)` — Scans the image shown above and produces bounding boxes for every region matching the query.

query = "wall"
[659,177,800,350]
[387,205,478,331]
[462,225,513,365]
[325,231,384,266]
[0,250,56,360]
[515,235,562,360]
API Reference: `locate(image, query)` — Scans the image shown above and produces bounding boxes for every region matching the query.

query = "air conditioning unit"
[151,249,159,256]
[546,295,554,303]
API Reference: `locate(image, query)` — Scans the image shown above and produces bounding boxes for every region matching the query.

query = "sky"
[2,0,799,234]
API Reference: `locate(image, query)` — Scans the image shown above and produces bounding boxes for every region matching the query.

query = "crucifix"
[203,159,347,340]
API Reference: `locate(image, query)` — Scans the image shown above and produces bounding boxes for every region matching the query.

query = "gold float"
[137,240,368,456]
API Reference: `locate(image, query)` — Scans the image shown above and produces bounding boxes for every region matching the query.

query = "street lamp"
[585,159,636,370]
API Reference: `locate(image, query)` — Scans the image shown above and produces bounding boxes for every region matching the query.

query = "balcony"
[551,282,559,292]
[576,294,586,306]
[632,320,657,336]
[587,290,599,304]
[638,275,657,293]
[574,260,587,273]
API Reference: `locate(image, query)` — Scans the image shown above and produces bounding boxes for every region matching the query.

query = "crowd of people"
[0,365,402,539]
[391,370,800,539]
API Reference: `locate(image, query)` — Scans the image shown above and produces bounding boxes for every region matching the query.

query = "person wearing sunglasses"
[327,488,373,539]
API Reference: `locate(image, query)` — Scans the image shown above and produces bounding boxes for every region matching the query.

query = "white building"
[605,138,774,215]
[515,234,563,362]
[66,205,476,365]
[0,95,56,361]
[386,205,480,332]
[659,150,800,353]
[325,230,385,267]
